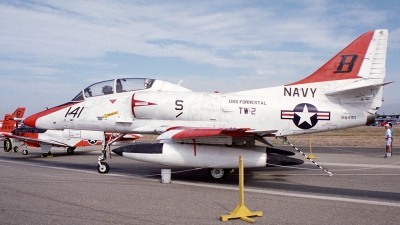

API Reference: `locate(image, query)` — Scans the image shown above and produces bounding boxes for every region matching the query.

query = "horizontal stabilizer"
[325,81,394,96]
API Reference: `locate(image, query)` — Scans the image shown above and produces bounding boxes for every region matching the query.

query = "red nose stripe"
[24,102,78,128]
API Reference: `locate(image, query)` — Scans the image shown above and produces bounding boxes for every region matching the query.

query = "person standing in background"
[388,122,394,155]
[384,123,392,158]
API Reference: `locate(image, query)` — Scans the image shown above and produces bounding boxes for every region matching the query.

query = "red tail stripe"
[286,30,374,85]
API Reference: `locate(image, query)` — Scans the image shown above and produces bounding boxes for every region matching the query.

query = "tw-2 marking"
[239,107,256,115]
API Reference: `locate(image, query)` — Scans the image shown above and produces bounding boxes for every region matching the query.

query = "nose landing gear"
[97,132,126,174]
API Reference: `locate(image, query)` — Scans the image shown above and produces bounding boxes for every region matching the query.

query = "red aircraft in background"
[4,126,142,157]
[1,108,141,156]
[0,107,26,151]
[0,107,25,130]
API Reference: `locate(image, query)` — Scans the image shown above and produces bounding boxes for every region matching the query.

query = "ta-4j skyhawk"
[24,29,391,179]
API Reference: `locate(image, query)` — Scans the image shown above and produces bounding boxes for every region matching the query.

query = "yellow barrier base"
[220,156,263,223]
[304,138,318,159]
[304,153,318,159]
[220,204,263,223]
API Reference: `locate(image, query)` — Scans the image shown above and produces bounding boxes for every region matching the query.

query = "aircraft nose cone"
[24,114,39,128]
[23,102,78,129]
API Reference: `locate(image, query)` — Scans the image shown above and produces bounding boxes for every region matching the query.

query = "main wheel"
[97,162,110,174]
[208,168,227,180]
[22,149,28,155]
[3,139,12,152]
[67,147,75,155]
[13,146,18,152]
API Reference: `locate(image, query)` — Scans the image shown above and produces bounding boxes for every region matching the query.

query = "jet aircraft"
[1,107,26,151]
[24,30,390,179]
[4,126,141,157]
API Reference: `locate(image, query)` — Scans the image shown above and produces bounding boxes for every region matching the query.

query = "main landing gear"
[66,147,76,155]
[208,168,228,180]
[3,138,19,153]
[97,132,126,174]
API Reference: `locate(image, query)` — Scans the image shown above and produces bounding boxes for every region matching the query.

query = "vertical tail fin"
[358,30,388,80]
[287,29,388,85]
[1,107,26,131]
[11,107,26,119]
[1,114,16,131]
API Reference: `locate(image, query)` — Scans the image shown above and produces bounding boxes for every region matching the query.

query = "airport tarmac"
[1,145,399,225]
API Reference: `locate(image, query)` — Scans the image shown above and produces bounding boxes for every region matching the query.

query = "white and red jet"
[1,107,26,151]
[24,30,391,179]
[4,127,141,157]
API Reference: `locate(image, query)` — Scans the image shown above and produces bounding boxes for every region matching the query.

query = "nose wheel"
[96,132,126,174]
[21,143,28,155]
[97,162,110,173]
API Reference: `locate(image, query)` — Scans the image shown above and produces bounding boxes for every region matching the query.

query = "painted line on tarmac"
[319,162,400,169]
[172,181,400,208]
[267,161,400,172]
[256,173,400,176]
[1,158,400,208]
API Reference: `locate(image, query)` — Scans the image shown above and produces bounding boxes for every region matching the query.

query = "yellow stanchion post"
[220,155,263,223]
[304,138,318,159]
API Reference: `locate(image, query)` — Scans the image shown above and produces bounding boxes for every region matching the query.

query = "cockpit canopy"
[71,78,155,101]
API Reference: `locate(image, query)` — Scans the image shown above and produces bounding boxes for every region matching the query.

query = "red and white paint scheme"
[4,127,141,157]
[0,107,25,141]
[24,30,390,178]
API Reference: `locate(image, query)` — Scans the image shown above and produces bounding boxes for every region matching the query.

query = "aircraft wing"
[0,132,12,139]
[3,134,71,148]
[157,127,276,147]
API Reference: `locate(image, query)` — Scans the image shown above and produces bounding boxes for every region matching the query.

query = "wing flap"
[157,127,253,140]
[157,127,275,147]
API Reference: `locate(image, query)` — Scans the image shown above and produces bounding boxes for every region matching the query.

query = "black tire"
[97,162,110,174]
[67,147,75,155]
[4,138,12,152]
[208,168,227,180]
[22,150,28,155]
[13,146,18,152]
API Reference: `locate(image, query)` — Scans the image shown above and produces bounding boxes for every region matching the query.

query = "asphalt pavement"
[0,145,399,225]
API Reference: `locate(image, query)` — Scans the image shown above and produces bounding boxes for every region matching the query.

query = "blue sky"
[1,0,400,117]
